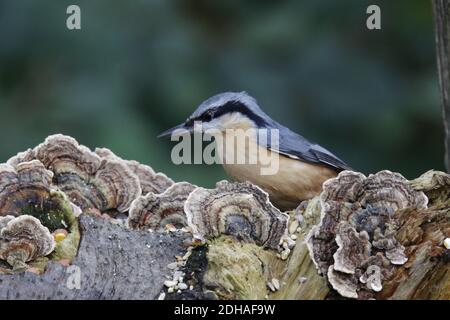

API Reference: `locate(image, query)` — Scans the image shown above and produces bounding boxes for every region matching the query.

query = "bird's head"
[158,92,270,138]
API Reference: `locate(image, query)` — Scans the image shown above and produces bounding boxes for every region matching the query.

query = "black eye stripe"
[214,101,268,126]
[188,100,267,127]
[200,110,214,121]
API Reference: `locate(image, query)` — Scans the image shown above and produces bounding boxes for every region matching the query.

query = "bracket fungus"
[306,170,428,299]
[0,215,55,271]
[1,161,72,228]
[128,182,196,230]
[8,135,141,213]
[184,180,289,249]
[0,161,53,216]
[95,148,174,195]
[0,159,80,263]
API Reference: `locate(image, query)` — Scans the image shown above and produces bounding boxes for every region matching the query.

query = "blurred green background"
[0,0,444,187]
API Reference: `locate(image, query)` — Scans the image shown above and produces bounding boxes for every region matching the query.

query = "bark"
[433,0,450,172]
[0,215,189,299]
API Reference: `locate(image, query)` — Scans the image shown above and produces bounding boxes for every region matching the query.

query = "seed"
[286,238,296,249]
[267,281,276,292]
[178,283,188,290]
[281,248,291,260]
[444,238,450,249]
[157,292,166,300]
[271,278,280,290]
[289,220,299,234]
[165,224,177,232]
[164,280,178,288]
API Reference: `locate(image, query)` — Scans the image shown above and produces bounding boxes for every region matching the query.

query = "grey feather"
[269,123,352,171]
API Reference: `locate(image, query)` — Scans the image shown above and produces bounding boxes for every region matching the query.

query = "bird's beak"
[157,123,192,138]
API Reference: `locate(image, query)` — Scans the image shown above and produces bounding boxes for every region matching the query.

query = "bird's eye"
[201,110,214,122]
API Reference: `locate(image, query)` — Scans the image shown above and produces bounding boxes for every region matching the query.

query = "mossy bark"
[270,198,329,299]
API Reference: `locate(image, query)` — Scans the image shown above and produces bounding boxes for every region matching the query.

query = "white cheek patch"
[201,112,245,131]
[171,112,281,175]
[202,117,225,131]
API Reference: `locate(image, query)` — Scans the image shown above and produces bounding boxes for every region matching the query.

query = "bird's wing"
[264,124,352,172]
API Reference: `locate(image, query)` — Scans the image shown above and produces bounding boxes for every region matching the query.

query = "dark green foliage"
[0,0,443,186]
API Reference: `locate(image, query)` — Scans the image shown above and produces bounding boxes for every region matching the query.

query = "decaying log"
[0,215,188,299]
[0,135,448,300]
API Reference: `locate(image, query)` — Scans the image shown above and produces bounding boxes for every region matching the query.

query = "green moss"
[203,236,272,300]
[20,190,75,232]
[302,197,321,228]
[50,218,80,261]
[47,190,80,261]
[19,189,80,262]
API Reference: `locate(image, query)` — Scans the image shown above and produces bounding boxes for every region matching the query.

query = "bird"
[158,92,351,211]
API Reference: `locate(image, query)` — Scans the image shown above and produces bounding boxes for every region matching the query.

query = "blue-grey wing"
[265,125,352,171]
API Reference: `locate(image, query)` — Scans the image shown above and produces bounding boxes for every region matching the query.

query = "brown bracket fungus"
[306,170,428,299]
[184,180,289,249]
[95,148,174,195]
[333,222,371,274]
[0,161,53,217]
[6,149,35,167]
[0,160,70,228]
[0,215,55,271]
[128,182,196,230]
[0,160,80,263]
[8,134,141,213]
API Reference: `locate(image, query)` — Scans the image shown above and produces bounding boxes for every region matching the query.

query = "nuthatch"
[159,92,351,210]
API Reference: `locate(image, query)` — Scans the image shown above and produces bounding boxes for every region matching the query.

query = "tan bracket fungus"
[0,215,55,271]
[306,170,428,299]
[8,134,141,213]
[0,160,62,225]
[128,182,196,230]
[95,148,174,195]
[185,180,289,249]
[0,160,80,264]
[0,160,53,215]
